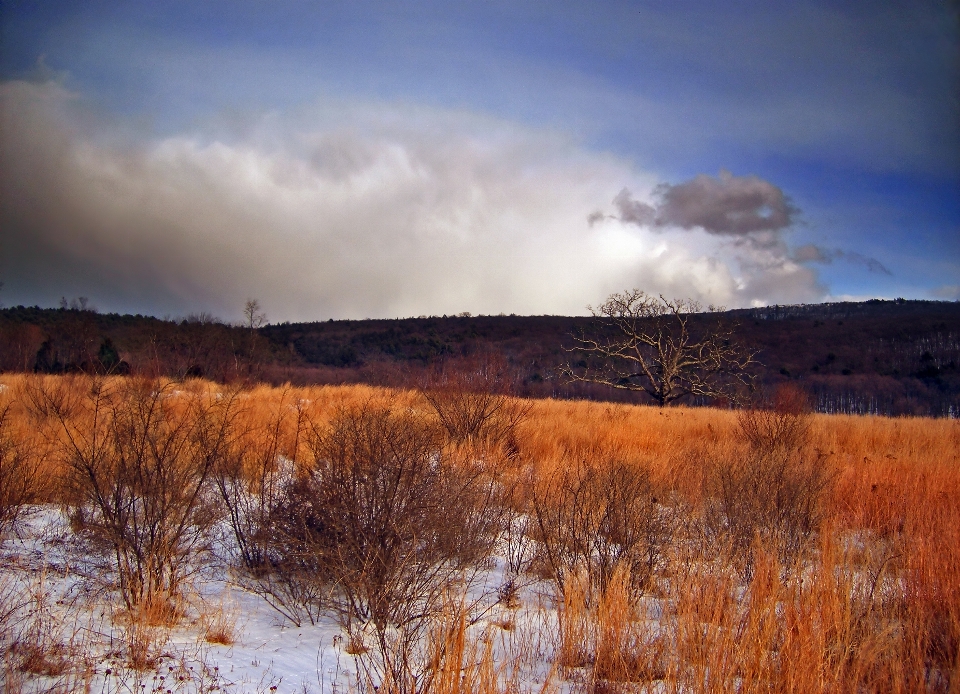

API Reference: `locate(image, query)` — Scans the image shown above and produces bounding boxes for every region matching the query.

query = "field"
[1,374,958,693]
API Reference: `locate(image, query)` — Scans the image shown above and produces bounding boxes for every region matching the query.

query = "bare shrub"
[210,389,319,625]
[282,399,502,690]
[248,470,336,627]
[706,384,833,577]
[480,453,541,611]
[23,376,236,616]
[532,456,671,604]
[499,492,538,580]
[420,353,529,451]
[0,403,43,540]
[737,383,811,455]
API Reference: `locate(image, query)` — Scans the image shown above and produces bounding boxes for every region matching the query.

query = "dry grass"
[1,373,957,692]
[200,601,238,646]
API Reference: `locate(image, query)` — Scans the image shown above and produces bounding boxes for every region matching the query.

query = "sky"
[1,0,958,322]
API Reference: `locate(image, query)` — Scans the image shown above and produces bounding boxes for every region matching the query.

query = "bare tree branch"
[564,289,757,407]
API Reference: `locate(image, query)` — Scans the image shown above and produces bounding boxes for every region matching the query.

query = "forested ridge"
[2,299,958,416]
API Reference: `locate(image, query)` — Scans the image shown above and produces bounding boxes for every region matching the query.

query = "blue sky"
[1,0,957,321]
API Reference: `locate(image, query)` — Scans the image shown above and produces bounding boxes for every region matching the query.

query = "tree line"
[1,295,958,416]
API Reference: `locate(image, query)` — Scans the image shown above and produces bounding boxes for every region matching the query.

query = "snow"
[1,507,572,693]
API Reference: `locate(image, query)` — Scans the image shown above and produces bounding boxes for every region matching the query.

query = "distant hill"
[2,299,958,417]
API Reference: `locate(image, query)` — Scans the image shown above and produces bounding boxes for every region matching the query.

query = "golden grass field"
[1,374,958,693]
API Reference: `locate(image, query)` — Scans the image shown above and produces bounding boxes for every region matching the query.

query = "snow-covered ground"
[1,507,570,693]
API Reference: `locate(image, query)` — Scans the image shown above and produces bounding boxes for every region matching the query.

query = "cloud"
[932,285,960,301]
[792,244,892,275]
[610,170,796,236]
[586,210,607,226]
[835,252,893,276]
[594,170,833,306]
[0,80,831,320]
[611,188,656,226]
[601,175,890,301]
[655,171,796,235]
[792,244,830,263]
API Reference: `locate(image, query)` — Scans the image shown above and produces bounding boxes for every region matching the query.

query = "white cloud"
[0,80,829,321]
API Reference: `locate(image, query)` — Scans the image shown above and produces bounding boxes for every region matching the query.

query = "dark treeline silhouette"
[0,307,271,382]
[1,299,958,416]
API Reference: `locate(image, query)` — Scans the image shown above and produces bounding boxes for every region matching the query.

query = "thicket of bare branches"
[419,353,529,451]
[705,384,833,577]
[267,400,503,689]
[532,456,671,603]
[4,374,954,692]
[21,377,237,618]
[210,389,317,624]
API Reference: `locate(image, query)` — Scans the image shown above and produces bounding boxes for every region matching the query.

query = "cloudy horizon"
[2,2,957,322]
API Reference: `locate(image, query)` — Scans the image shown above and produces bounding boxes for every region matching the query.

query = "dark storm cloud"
[2,2,954,307]
[611,188,656,226]
[606,171,796,237]
[586,210,609,226]
[792,244,892,275]
[655,171,796,235]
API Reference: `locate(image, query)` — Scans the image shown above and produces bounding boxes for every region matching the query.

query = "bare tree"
[566,289,757,407]
[243,299,266,330]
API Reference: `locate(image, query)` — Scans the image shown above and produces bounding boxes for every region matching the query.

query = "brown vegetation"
[0,373,957,692]
[0,402,44,539]
[20,376,236,618]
